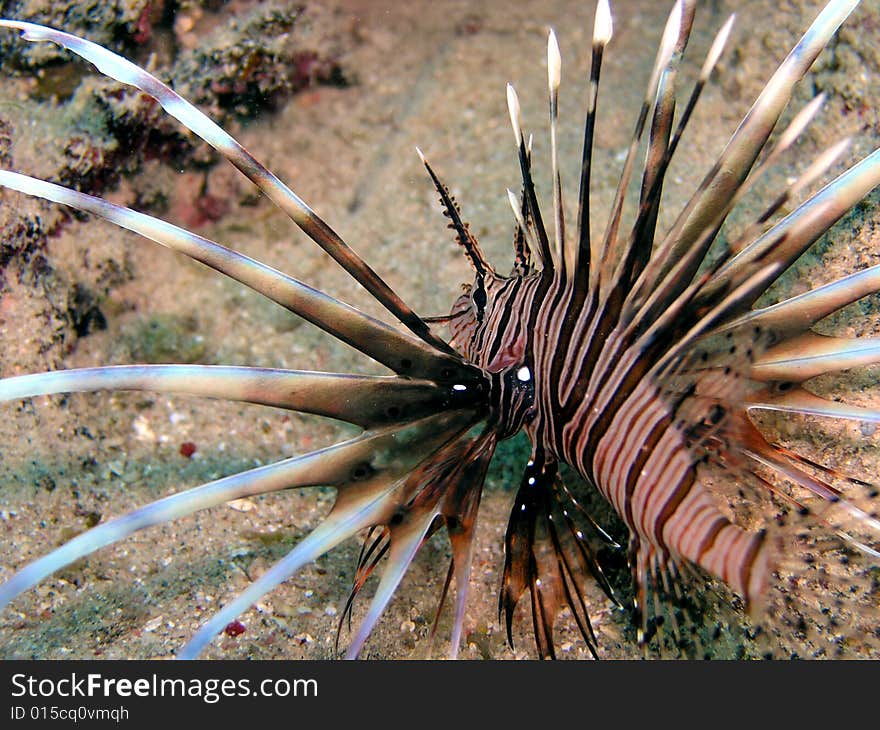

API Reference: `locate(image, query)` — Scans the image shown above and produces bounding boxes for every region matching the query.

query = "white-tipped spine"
[548,29,564,268]
[548,29,561,93]
[594,0,613,45]
[640,0,681,112]
[791,137,852,198]
[700,14,735,81]
[507,83,523,147]
[507,189,523,225]
[776,93,826,153]
[507,188,542,266]
[725,94,829,215]
[657,0,682,72]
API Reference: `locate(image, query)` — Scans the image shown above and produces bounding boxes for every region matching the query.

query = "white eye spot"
[520,504,527,512]
[576,530,584,539]
[452,384,467,391]
[527,477,536,486]
[516,366,531,382]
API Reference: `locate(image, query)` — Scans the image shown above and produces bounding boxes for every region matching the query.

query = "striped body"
[453,261,771,629]
[539,280,770,603]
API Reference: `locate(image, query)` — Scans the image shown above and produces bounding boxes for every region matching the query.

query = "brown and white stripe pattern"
[450,0,878,654]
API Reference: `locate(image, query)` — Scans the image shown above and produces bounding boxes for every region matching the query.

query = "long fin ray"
[575,0,613,280]
[654,0,861,282]
[627,99,842,329]
[751,333,880,381]
[699,149,880,309]
[0,170,471,382]
[597,0,684,290]
[0,20,454,354]
[0,365,452,429]
[0,410,475,620]
[344,511,438,659]
[747,387,880,422]
[720,263,880,339]
[179,482,404,659]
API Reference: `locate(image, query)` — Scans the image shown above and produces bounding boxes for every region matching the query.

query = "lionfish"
[0,0,878,660]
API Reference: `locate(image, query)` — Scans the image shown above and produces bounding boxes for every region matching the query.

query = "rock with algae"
[0,1,351,370]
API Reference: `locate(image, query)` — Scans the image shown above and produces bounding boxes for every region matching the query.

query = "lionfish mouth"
[0,0,878,660]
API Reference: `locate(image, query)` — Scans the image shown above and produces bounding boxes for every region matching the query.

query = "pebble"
[227,498,256,512]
